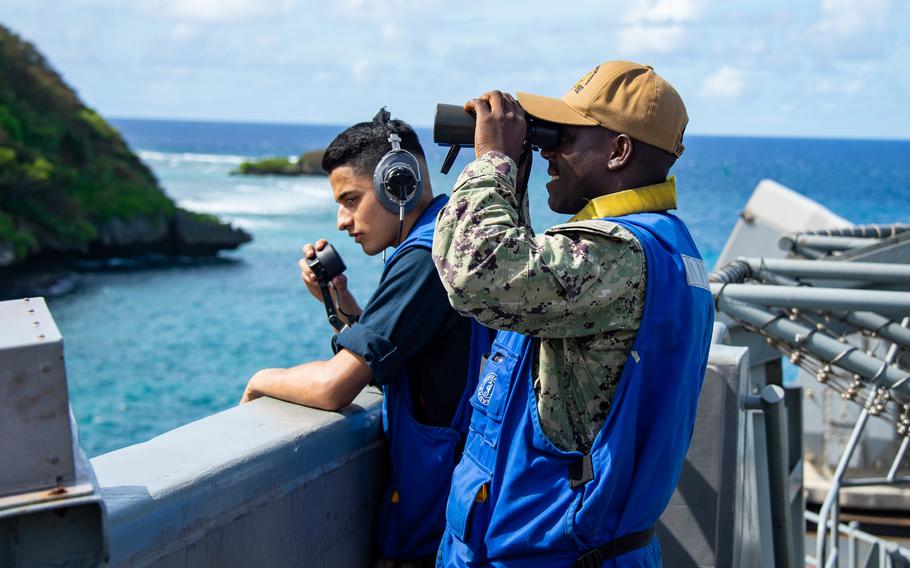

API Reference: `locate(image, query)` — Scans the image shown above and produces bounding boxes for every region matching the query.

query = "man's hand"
[239,368,276,404]
[299,239,362,323]
[299,239,349,302]
[464,91,527,163]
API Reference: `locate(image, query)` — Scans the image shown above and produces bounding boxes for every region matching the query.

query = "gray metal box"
[0,297,75,496]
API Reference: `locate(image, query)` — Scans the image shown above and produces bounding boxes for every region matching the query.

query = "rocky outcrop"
[234,149,326,176]
[76,212,251,258]
[95,214,170,252]
[0,24,251,271]
[171,211,251,256]
[297,149,325,175]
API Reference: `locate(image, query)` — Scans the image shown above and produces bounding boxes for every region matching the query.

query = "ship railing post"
[886,437,909,482]
[745,383,802,568]
[817,395,872,568]
[785,385,805,567]
[760,384,798,568]
[847,521,857,567]
[832,490,841,566]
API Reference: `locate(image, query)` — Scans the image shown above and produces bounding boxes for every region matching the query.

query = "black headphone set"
[372,113,423,221]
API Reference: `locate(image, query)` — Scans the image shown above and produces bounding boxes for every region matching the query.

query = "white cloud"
[812,71,868,98]
[618,25,687,55]
[335,0,366,15]
[256,34,276,47]
[618,0,708,54]
[625,0,705,24]
[806,0,892,57]
[141,0,297,23]
[170,23,200,42]
[816,79,863,96]
[352,59,370,83]
[698,66,745,99]
[843,79,863,95]
[333,0,440,21]
[380,21,402,40]
[743,39,768,57]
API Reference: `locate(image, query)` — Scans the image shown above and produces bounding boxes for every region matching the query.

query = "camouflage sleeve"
[432,151,645,338]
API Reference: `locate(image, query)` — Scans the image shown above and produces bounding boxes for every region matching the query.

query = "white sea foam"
[139,150,250,165]
[224,217,281,230]
[178,181,333,216]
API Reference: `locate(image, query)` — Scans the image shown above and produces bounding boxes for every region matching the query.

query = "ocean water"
[46,118,910,456]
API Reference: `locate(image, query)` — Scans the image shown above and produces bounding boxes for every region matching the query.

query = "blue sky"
[2,0,908,139]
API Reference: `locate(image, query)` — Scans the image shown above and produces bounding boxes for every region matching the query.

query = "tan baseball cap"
[518,61,688,157]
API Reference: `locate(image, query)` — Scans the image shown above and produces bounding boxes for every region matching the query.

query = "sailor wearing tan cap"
[432,61,714,566]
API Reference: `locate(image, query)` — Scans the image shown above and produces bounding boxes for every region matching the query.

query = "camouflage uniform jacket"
[433,152,678,453]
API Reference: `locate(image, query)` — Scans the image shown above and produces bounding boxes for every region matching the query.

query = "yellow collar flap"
[569,176,677,222]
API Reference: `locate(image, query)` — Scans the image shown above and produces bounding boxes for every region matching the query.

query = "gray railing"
[712,245,910,568]
[805,511,910,568]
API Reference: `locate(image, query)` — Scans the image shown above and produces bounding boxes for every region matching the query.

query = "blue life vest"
[438,212,714,567]
[377,195,493,559]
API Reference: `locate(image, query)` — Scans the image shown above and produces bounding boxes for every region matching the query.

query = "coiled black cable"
[709,259,753,284]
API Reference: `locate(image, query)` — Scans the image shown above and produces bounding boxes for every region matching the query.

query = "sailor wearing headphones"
[241,109,492,568]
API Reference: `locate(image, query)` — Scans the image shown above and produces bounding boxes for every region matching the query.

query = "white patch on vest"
[477,373,496,405]
[681,254,710,290]
[631,350,640,363]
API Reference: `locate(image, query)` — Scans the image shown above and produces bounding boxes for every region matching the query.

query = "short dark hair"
[322,108,426,177]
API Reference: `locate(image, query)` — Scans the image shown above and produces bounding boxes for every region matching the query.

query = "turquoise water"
[48,119,910,456]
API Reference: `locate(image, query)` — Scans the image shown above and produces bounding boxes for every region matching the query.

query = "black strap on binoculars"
[516,144,533,201]
[316,282,346,332]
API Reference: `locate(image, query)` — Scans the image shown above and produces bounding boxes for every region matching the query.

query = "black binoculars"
[433,103,561,174]
[306,244,346,285]
[306,244,348,331]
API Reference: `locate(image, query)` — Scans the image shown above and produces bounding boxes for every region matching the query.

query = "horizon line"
[107,115,910,145]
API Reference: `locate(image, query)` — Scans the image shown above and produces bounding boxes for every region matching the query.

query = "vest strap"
[568,454,594,489]
[573,527,656,568]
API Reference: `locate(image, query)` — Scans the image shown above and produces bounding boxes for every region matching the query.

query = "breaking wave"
[138,150,250,165]
[177,181,333,216]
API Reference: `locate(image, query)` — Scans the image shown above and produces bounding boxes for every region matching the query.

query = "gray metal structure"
[0,297,75,495]
[0,297,107,567]
[656,324,805,567]
[711,228,910,567]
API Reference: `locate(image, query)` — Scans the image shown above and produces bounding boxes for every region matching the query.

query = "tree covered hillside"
[0,24,249,267]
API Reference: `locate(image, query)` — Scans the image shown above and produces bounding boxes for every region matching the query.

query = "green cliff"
[234,149,326,176]
[0,24,250,268]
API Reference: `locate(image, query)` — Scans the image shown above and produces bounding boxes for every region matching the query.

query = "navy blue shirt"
[333,246,473,427]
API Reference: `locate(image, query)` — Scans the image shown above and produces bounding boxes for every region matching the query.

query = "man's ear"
[607,134,633,171]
